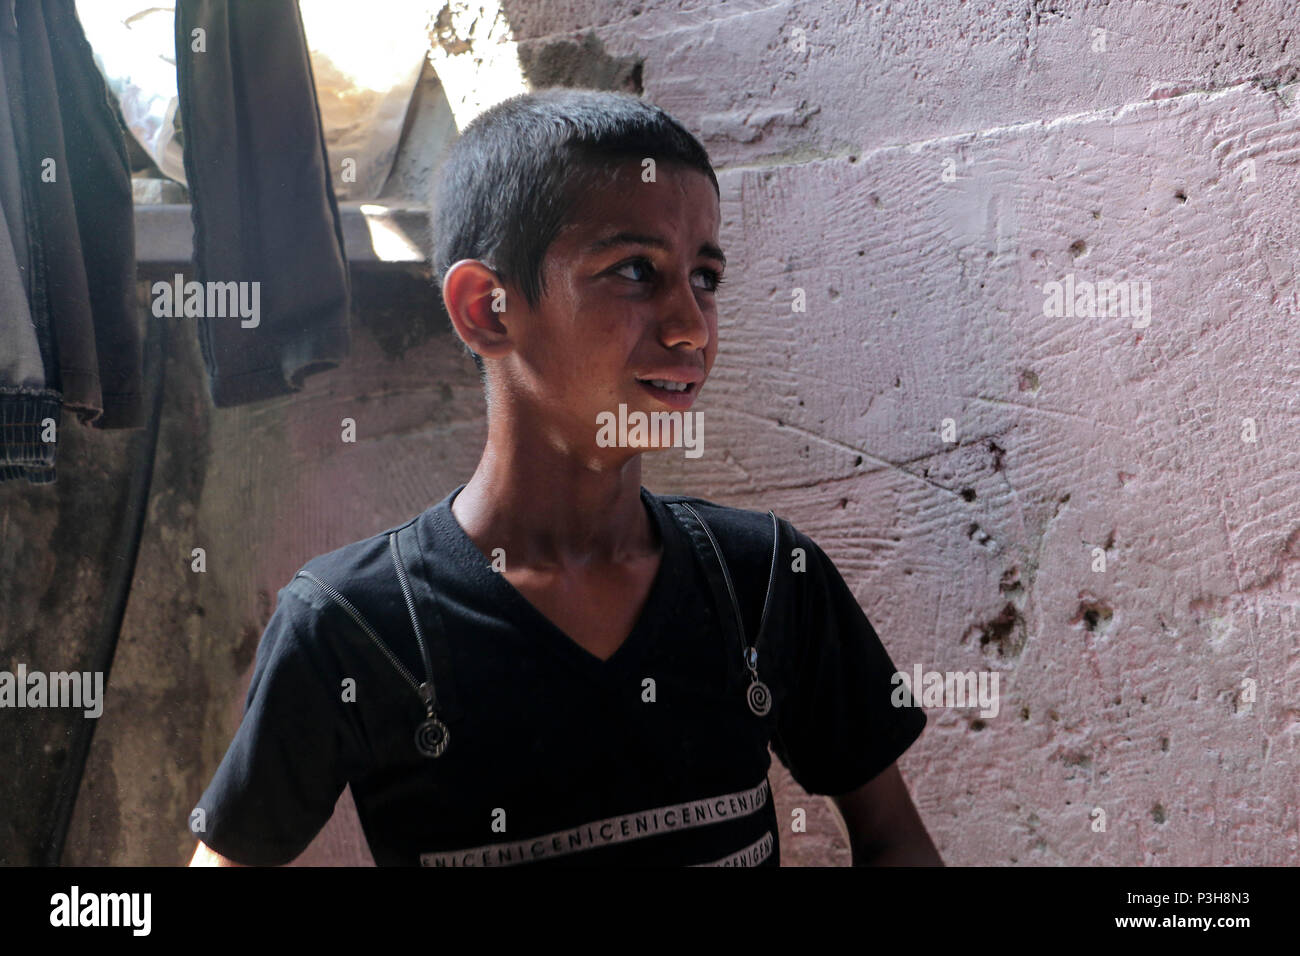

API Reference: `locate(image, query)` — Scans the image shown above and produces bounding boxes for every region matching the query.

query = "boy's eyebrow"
[583,231,726,268]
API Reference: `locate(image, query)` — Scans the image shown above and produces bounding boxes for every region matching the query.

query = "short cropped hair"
[430,88,719,373]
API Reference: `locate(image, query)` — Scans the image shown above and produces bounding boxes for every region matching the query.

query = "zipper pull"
[418,680,437,715]
[742,646,771,716]
[415,682,448,758]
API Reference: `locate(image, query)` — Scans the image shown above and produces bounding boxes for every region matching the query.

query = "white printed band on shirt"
[693,830,775,867]
[419,777,771,867]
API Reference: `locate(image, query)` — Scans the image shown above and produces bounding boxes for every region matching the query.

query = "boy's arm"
[830,762,942,866]
[190,576,363,866]
[188,841,247,867]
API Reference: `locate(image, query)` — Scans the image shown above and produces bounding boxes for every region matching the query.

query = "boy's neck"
[450,434,657,570]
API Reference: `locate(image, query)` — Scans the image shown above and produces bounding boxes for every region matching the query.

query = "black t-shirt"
[194,484,926,866]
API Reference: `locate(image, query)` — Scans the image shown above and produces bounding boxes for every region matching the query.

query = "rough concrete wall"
[36,0,1299,866]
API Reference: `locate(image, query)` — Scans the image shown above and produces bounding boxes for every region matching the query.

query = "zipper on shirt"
[388,530,439,712]
[755,511,780,644]
[674,501,782,697]
[679,501,746,641]
[293,569,428,705]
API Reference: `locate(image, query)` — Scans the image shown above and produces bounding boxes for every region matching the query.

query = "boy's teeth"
[644,379,687,392]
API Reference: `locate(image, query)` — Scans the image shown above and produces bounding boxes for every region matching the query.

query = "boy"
[189,89,940,867]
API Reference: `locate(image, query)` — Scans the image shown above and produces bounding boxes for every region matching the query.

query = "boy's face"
[501,159,723,456]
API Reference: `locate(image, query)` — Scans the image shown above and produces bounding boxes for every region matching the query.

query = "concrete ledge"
[133,201,430,272]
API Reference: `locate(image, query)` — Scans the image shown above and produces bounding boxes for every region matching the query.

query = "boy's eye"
[613,259,654,282]
[692,269,724,292]
[611,258,725,293]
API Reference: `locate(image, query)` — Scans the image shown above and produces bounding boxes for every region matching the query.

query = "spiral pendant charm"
[746,678,771,716]
[415,715,449,758]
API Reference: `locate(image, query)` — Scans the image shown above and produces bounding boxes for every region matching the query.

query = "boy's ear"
[441,259,518,361]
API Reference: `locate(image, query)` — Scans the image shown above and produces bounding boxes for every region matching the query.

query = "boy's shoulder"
[297,515,418,589]
[654,490,815,564]
[279,514,423,643]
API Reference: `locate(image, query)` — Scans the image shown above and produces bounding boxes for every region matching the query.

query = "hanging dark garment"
[0,0,144,484]
[175,0,350,408]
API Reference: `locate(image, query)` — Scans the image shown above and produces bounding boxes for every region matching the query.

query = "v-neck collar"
[423,483,689,678]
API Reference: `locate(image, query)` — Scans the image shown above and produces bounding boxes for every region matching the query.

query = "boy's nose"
[658,279,712,352]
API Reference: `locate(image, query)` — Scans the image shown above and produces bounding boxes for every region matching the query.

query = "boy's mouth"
[634,376,699,410]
